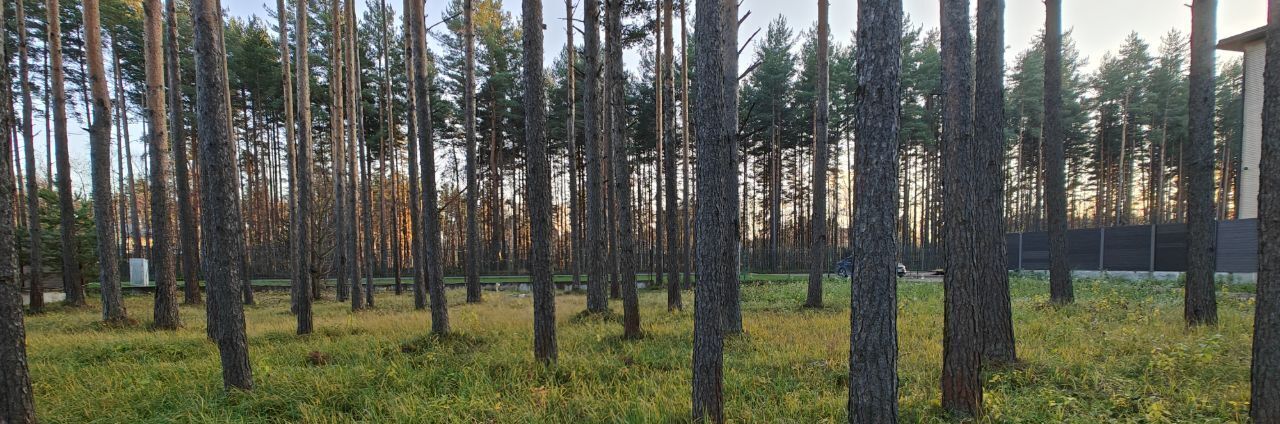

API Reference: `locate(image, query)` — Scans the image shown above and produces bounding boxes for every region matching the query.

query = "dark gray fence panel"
[1006,234,1021,269]
[1102,225,1152,271]
[1021,232,1049,269]
[1068,229,1101,269]
[1154,223,1188,271]
[1218,219,1258,273]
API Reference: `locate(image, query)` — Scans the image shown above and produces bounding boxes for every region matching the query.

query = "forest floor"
[24,275,1255,422]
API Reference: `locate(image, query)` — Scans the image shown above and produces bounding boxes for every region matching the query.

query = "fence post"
[1149,224,1157,274]
[1017,232,1024,271]
[1098,227,1106,271]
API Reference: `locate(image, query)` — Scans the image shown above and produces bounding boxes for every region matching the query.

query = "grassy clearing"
[25,276,1254,422]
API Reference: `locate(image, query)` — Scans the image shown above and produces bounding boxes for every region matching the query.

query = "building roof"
[1218,26,1267,52]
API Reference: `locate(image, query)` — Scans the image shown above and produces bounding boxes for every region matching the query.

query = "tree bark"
[691,0,737,419]
[409,0,449,334]
[145,0,181,329]
[404,0,425,309]
[606,0,640,339]
[975,0,1016,365]
[804,0,829,308]
[191,0,254,389]
[523,0,557,363]
[0,10,36,419]
[169,0,202,306]
[1043,0,1073,304]
[583,0,608,313]
[849,0,902,421]
[565,0,581,293]
[1184,0,1218,326]
[292,0,315,334]
[17,0,45,314]
[940,0,982,416]
[1252,3,1280,420]
[463,0,483,304]
[85,0,129,324]
[49,0,87,308]
[662,0,681,311]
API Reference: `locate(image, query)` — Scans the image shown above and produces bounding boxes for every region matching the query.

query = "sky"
[57,0,1267,189]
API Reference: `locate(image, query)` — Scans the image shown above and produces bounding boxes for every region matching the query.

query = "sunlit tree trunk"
[463,0,482,304]
[86,0,129,324]
[169,0,201,306]
[662,0,681,311]
[289,0,315,334]
[49,0,87,308]
[409,0,450,334]
[145,0,181,329]
[606,0,640,339]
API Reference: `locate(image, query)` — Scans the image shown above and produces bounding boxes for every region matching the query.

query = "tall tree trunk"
[169,0,201,306]
[565,0,581,292]
[1184,0,1218,326]
[85,0,129,323]
[345,0,365,312]
[0,10,36,419]
[940,0,982,416]
[662,0,681,311]
[191,0,254,389]
[804,0,829,308]
[691,0,737,418]
[331,0,348,303]
[463,0,482,304]
[409,0,450,334]
[680,1,693,290]
[654,3,665,292]
[606,0,640,339]
[849,0,902,421]
[404,0,425,309]
[16,0,45,314]
[975,0,1016,365]
[290,0,315,333]
[583,0,608,313]
[720,5,742,337]
[1252,3,1280,421]
[113,48,145,261]
[523,0,557,363]
[1043,0,1073,304]
[49,0,86,308]
[145,0,181,329]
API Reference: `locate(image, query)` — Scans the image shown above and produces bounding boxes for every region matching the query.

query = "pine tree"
[1044,0,1072,304]
[86,0,129,324]
[292,0,315,334]
[1252,4,1280,420]
[804,0,829,308]
[1183,0,1217,326]
[145,0,181,329]
[849,0,902,421]
[975,0,1016,365]
[17,0,46,314]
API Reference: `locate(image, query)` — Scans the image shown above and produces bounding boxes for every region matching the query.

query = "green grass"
[25,276,1255,422]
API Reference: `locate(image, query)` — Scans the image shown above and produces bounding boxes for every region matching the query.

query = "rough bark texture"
[849,0,902,421]
[145,0,181,330]
[692,0,737,419]
[17,0,45,314]
[404,0,424,310]
[191,0,254,389]
[463,0,482,304]
[940,0,982,416]
[0,9,37,419]
[1043,0,1073,305]
[292,0,314,334]
[523,0,557,363]
[85,0,129,324]
[606,0,641,340]
[49,0,87,308]
[410,0,450,334]
[565,0,581,295]
[975,0,1016,365]
[1253,1,1280,420]
[1184,0,1218,326]
[720,5,742,337]
[805,0,829,309]
[662,0,681,312]
[583,0,608,314]
[168,0,201,306]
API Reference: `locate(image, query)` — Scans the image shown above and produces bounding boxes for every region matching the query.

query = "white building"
[1218,27,1266,219]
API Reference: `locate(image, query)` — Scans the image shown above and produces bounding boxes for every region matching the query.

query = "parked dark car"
[836,256,907,278]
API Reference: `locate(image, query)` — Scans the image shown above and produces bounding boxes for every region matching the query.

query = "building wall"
[1239,41,1264,219]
